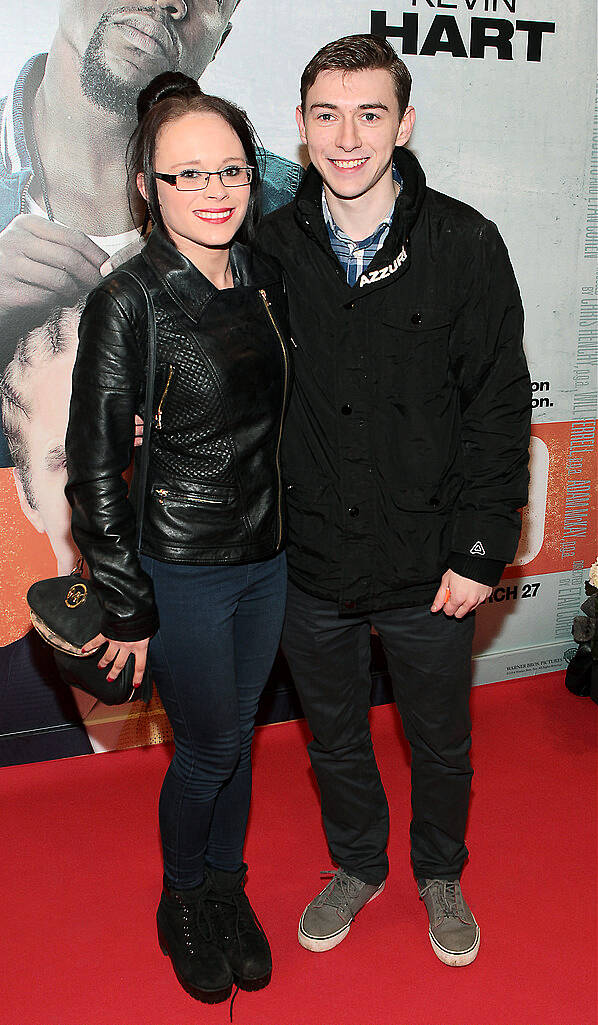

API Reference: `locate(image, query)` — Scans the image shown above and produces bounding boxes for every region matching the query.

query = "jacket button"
[348,505,359,517]
[411,312,422,325]
[341,404,352,416]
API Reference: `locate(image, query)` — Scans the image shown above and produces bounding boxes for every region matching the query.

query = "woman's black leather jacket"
[65,228,291,642]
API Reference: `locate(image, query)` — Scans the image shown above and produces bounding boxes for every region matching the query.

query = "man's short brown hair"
[300,34,412,118]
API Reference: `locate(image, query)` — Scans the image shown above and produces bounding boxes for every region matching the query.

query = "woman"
[65,72,291,1004]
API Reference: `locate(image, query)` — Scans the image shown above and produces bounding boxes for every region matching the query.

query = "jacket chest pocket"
[379,306,452,397]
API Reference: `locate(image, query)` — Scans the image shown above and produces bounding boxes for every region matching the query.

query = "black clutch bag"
[27,573,152,704]
[26,271,157,706]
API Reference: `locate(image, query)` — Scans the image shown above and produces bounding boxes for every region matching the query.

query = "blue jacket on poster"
[0,55,303,466]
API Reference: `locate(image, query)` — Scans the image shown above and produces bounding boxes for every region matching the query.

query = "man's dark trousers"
[283,580,476,886]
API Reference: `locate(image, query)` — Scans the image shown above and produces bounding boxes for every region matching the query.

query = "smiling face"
[297,67,414,204]
[140,110,251,260]
[59,0,239,116]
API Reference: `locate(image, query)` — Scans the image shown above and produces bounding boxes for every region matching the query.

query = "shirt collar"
[321,162,403,248]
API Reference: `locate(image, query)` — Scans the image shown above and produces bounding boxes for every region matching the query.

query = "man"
[0,0,302,459]
[257,35,531,965]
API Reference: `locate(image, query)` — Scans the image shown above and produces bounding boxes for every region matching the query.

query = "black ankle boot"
[204,864,272,991]
[156,877,233,1003]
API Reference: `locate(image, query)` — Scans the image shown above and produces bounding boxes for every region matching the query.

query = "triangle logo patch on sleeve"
[470,541,486,556]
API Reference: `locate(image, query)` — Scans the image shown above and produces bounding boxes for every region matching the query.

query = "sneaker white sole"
[298,880,386,953]
[429,923,481,966]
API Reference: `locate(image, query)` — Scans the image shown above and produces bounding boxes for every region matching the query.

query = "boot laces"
[229,983,240,1023]
[174,893,211,953]
[207,886,261,944]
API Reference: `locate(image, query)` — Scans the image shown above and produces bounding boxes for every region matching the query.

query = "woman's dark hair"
[127,72,262,244]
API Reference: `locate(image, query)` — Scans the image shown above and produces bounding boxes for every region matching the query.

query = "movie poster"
[0,1,595,765]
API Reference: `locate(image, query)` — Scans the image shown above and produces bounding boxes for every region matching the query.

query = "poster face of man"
[62,0,239,117]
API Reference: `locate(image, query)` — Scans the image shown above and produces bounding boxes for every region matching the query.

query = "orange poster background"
[0,467,57,646]
[504,421,597,581]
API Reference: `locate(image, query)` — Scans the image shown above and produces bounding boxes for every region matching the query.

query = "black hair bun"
[137,72,201,121]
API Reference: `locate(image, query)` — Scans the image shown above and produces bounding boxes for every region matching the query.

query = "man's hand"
[431,569,492,619]
[82,633,150,687]
[0,214,109,352]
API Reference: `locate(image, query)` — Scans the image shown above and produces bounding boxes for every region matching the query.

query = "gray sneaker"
[298,869,386,952]
[418,879,480,966]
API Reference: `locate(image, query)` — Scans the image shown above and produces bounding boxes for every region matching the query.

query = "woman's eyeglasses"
[154,166,254,191]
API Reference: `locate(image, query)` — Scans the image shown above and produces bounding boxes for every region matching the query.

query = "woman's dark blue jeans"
[141,552,286,889]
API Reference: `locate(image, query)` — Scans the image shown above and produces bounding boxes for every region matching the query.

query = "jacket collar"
[295,146,427,249]
[141,226,276,322]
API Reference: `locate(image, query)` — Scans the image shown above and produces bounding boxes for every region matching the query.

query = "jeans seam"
[154,615,199,887]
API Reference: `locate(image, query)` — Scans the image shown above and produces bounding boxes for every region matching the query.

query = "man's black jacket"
[257,147,531,614]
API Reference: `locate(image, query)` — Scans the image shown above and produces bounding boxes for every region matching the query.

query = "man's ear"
[137,172,148,202]
[396,105,416,148]
[296,105,307,146]
[13,469,44,534]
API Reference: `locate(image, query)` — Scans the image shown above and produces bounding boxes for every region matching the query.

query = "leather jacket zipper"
[259,289,288,551]
[153,486,226,506]
[154,364,174,430]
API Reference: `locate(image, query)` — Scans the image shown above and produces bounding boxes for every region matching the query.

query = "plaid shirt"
[322,167,402,287]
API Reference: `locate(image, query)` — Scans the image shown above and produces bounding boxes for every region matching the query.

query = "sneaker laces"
[419,880,467,923]
[319,869,363,916]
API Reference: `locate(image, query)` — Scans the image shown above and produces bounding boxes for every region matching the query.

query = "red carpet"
[2,671,596,1025]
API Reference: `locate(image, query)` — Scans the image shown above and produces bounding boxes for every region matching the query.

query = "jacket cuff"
[100,607,160,643]
[448,552,505,587]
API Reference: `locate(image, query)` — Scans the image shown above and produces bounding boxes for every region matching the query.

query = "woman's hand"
[82,634,151,687]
